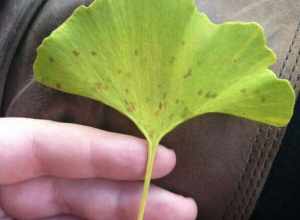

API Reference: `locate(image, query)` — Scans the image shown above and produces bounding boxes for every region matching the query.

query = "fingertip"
[152,145,176,178]
[144,186,198,220]
[164,195,198,220]
[182,197,199,220]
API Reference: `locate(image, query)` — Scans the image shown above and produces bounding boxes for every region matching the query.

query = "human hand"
[0,118,197,220]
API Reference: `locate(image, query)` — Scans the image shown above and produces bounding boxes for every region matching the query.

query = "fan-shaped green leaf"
[34,0,296,219]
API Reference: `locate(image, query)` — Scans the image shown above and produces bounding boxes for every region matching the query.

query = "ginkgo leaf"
[33,0,296,219]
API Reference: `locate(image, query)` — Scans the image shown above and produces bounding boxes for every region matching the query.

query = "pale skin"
[0,118,198,220]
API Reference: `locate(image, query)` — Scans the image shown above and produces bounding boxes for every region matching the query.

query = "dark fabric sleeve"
[0,0,47,115]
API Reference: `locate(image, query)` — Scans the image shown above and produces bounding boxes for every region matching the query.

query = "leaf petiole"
[137,140,159,220]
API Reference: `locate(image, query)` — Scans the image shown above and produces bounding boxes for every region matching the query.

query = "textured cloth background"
[252,96,300,219]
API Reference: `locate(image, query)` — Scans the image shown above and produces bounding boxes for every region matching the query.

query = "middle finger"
[0,177,198,220]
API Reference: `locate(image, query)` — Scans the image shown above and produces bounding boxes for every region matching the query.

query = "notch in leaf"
[34,0,296,219]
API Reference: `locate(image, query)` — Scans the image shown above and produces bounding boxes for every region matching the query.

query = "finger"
[0,208,12,220]
[40,215,84,220]
[0,177,198,220]
[0,118,176,184]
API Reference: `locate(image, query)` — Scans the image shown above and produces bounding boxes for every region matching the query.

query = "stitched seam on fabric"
[234,126,268,220]
[228,128,284,220]
[222,125,263,220]
[279,21,300,77]
[291,49,300,75]
[242,129,285,219]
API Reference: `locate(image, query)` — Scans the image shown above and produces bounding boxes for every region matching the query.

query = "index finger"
[0,118,176,185]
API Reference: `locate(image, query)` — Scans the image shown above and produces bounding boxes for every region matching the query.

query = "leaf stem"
[137,140,158,220]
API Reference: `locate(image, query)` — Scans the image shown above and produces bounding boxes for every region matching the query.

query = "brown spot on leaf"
[125,100,136,112]
[181,107,190,118]
[184,68,192,79]
[169,56,176,64]
[127,104,135,112]
[211,93,218,98]
[205,91,218,99]
[96,83,103,91]
[155,101,165,116]
[154,110,160,116]
[240,89,247,94]
[49,57,55,63]
[159,101,163,110]
[149,130,154,139]
[163,92,167,99]
[56,83,62,89]
[73,50,80,56]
